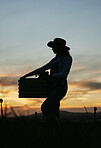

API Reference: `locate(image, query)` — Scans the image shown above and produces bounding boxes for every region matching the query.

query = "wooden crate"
[18,78,48,98]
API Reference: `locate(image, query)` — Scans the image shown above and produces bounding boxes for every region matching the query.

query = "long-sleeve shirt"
[31,55,72,80]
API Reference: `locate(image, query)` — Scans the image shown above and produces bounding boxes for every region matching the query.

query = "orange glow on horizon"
[0,81,101,110]
[0,72,101,114]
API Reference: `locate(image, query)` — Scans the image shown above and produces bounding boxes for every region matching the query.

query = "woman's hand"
[20,69,42,80]
[20,71,37,80]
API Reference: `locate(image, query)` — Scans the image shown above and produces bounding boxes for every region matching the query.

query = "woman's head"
[47,38,70,56]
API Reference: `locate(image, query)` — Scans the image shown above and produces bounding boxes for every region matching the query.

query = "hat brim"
[47,41,70,50]
[47,41,55,48]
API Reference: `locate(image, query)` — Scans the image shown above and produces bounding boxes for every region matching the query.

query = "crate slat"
[18,78,48,98]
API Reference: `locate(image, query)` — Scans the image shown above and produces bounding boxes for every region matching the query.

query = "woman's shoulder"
[63,55,72,62]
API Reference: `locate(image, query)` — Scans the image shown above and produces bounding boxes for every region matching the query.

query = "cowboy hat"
[47,38,70,50]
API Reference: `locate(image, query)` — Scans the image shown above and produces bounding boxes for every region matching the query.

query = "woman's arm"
[20,58,54,79]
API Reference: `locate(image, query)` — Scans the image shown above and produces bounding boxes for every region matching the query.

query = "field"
[0,111,101,148]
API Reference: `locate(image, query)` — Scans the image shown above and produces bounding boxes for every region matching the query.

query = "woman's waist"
[48,78,67,94]
[49,77,67,86]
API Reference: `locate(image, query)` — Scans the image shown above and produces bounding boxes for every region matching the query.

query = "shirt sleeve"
[52,55,72,79]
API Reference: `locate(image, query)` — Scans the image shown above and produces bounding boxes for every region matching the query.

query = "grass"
[0,117,101,148]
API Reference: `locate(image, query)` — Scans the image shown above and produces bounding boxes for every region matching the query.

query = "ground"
[0,116,101,148]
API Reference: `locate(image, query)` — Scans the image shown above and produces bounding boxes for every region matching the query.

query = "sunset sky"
[0,0,101,114]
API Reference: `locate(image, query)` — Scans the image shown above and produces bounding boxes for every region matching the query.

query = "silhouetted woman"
[21,38,72,125]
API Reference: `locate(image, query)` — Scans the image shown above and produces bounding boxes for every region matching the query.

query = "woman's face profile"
[52,47,58,54]
[52,45,61,54]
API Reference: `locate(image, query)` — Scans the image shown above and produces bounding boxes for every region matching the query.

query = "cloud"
[78,81,101,91]
[68,80,101,100]
[69,54,101,82]
[0,76,18,97]
[0,76,18,87]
